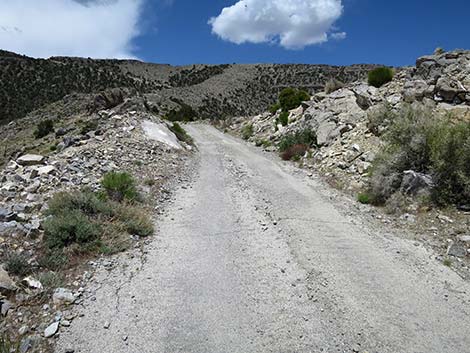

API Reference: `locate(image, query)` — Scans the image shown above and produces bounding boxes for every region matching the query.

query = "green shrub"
[280,144,308,161]
[116,205,154,237]
[80,120,99,135]
[368,67,394,88]
[269,102,281,114]
[278,111,289,127]
[429,121,470,205]
[4,253,32,277]
[34,119,54,139]
[367,103,396,136]
[101,172,139,202]
[324,78,344,94]
[241,124,254,140]
[278,129,317,152]
[43,210,101,249]
[38,271,65,291]
[166,103,198,122]
[279,88,310,111]
[357,193,372,204]
[170,122,193,145]
[369,104,470,206]
[47,189,113,217]
[38,250,69,271]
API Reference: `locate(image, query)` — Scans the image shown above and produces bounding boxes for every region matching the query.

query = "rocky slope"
[226,49,470,269]
[0,50,377,124]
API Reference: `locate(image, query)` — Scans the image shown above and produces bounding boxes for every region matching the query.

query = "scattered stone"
[447,241,467,258]
[23,277,43,290]
[44,322,59,338]
[1,299,13,316]
[104,321,111,329]
[0,266,17,294]
[53,288,76,305]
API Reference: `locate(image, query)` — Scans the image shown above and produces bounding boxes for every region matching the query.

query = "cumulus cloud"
[209,0,345,49]
[0,0,143,58]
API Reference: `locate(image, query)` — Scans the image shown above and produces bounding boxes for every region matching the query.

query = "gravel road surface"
[56,124,470,353]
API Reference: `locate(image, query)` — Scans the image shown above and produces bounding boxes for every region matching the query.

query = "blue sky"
[1,0,469,66]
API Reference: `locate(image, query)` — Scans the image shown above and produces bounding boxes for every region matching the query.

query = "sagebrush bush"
[0,335,19,353]
[241,124,254,140]
[366,103,396,136]
[368,104,470,206]
[368,67,394,88]
[429,121,470,205]
[5,253,32,277]
[34,119,54,139]
[170,122,193,145]
[101,172,139,202]
[278,129,317,152]
[324,78,344,94]
[166,102,198,122]
[80,120,99,135]
[43,210,101,249]
[43,186,154,253]
[281,144,308,161]
[278,88,310,111]
[278,111,289,127]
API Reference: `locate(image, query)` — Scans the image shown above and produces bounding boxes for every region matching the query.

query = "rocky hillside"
[227,49,470,266]
[0,50,377,124]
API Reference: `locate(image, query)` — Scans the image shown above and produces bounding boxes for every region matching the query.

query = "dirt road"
[56,124,470,353]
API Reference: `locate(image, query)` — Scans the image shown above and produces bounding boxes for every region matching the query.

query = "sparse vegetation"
[278,88,310,111]
[269,102,281,114]
[43,176,153,256]
[357,192,372,204]
[324,78,344,94]
[101,172,139,202]
[169,122,193,145]
[4,253,33,277]
[166,102,198,122]
[80,120,99,135]
[368,67,394,88]
[242,123,254,140]
[278,129,317,152]
[0,334,19,353]
[367,104,470,206]
[34,119,54,139]
[277,111,289,127]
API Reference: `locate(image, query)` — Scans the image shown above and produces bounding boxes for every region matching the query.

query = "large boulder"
[402,80,433,103]
[16,154,45,166]
[435,77,467,103]
[401,170,433,196]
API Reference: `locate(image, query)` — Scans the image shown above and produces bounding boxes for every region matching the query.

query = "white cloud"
[209,0,345,49]
[331,31,346,40]
[0,0,144,58]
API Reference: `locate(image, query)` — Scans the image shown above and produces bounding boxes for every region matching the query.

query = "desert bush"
[368,104,470,206]
[38,250,69,271]
[278,88,310,111]
[368,67,394,88]
[38,271,65,291]
[281,144,308,161]
[166,103,198,122]
[434,47,445,55]
[269,102,281,114]
[366,103,396,136]
[80,120,99,135]
[324,78,344,94]
[170,122,193,145]
[278,129,317,152]
[47,189,113,217]
[429,121,470,205]
[43,210,101,249]
[241,124,254,140]
[277,111,289,127]
[116,205,154,237]
[101,172,139,202]
[4,253,32,277]
[34,119,54,139]
[385,192,409,214]
[357,192,372,204]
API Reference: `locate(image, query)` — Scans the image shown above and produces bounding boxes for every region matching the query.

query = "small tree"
[279,88,310,111]
[34,119,54,139]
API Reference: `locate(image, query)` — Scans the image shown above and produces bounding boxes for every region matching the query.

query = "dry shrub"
[281,144,308,161]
